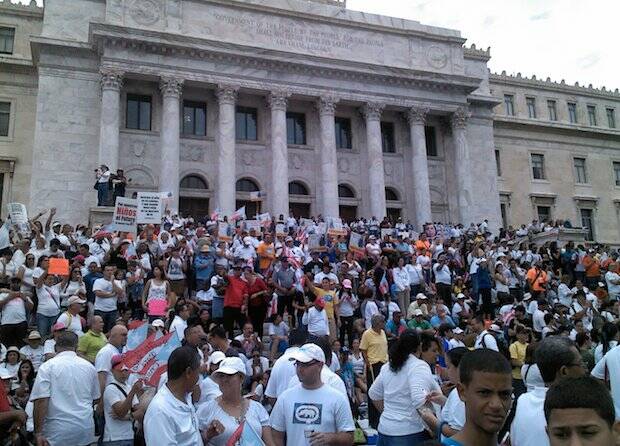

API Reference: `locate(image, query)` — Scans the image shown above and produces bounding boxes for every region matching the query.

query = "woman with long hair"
[142,265,172,323]
[59,266,86,309]
[595,321,618,363]
[13,359,35,408]
[368,329,441,445]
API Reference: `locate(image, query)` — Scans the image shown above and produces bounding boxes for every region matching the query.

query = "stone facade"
[0,0,618,243]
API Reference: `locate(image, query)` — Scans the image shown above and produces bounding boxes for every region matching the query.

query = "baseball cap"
[522,293,533,301]
[213,357,246,376]
[208,351,226,366]
[52,221,61,227]
[489,324,503,333]
[111,354,128,370]
[52,322,66,332]
[243,236,252,244]
[27,330,42,340]
[453,327,464,334]
[413,309,424,317]
[416,293,428,300]
[456,293,465,300]
[314,297,325,308]
[151,319,165,328]
[67,295,86,306]
[342,279,352,289]
[289,343,326,364]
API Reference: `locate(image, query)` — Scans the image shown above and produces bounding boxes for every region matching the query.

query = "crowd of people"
[0,207,619,446]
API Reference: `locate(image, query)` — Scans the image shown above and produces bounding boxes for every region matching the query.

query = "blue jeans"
[97,182,110,206]
[377,431,431,446]
[36,313,59,338]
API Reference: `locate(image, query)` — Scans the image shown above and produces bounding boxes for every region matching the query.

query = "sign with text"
[136,192,162,224]
[7,203,29,235]
[275,223,286,237]
[111,197,138,233]
[48,258,69,276]
[244,220,261,233]
[218,222,233,242]
[349,232,366,255]
[326,216,347,236]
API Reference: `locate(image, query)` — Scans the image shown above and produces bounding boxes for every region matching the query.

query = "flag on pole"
[230,206,246,222]
[379,272,389,296]
[142,333,182,386]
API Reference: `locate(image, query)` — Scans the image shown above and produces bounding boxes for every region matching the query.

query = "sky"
[20,0,618,90]
[348,0,618,90]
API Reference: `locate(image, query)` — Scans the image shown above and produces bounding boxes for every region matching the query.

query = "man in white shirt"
[605,263,620,300]
[302,298,329,339]
[95,325,128,397]
[19,330,45,372]
[144,345,204,445]
[93,265,122,333]
[264,329,305,404]
[592,337,620,420]
[433,255,453,307]
[472,316,499,352]
[269,343,355,446]
[511,336,586,446]
[30,331,100,446]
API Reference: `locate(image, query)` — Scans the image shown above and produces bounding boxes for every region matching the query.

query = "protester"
[360,314,388,430]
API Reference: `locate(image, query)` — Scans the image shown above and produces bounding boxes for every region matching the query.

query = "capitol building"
[1,0,619,243]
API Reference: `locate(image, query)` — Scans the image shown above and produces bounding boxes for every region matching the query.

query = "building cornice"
[463,44,491,61]
[0,1,43,20]
[89,23,482,99]
[493,116,620,140]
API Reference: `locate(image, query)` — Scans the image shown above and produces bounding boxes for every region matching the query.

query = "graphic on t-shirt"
[293,403,322,425]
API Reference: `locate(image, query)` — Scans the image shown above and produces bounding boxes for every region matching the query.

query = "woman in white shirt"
[197,357,271,445]
[595,322,618,364]
[34,258,62,337]
[16,254,37,293]
[368,329,440,445]
[58,266,86,309]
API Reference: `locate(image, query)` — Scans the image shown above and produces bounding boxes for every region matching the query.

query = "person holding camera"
[95,165,111,207]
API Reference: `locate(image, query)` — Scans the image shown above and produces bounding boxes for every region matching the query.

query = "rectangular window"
[0,102,9,137]
[335,117,352,149]
[235,106,257,141]
[537,206,551,223]
[286,112,306,145]
[607,108,616,128]
[547,100,557,121]
[587,105,597,126]
[531,154,545,180]
[126,94,151,130]
[580,208,594,241]
[495,149,502,176]
[425,126,437,157]
[613,162,620,186]
[568,102,578,123]
[182,101,206,136]
[504,95,515,116]
[526,97,537,118]
[380,121,395,153]
[0,27,15,55]
[573,157,587,183]
[500,203,508,229]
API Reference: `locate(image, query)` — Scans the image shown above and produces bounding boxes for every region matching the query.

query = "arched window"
[180,175,208,189]
[385,187,400,201]
[236,178,259,192]
[288,181,309,195]
[338,184,356,198]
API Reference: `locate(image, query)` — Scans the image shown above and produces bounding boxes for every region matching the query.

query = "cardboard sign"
[326,216,347,236]
[308,233,327,252]
[7,203,28,225]
[257,213,271,227]
[381,228,396,240]
[244,220,261,233]
[275,223,286,237]
[349,232,366,254]
[136,192,162,224]
[48,258,69,276]
[111,197,138,233]
[218,222,233,241]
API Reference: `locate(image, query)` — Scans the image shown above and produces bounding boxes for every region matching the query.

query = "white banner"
[136,192,162,224]
[111,197,138,233]
[7,203,28,225]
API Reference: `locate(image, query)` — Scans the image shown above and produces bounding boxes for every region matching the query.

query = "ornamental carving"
[384,162,394,176]
[242,151,254,166]
[406,107,429,126]
[361,102,384,121]
[316,96,339,115]
[267,91,290,111]
[181,145,203,162]
[291,154,303,170]
[216,85,239,105]
[451,107,470,129]
[100,69,123,90]
[338,157,350,174]
[132,142,146,158]
[159,77,183,97]
[426,45,448,69]
[129,0,162,26]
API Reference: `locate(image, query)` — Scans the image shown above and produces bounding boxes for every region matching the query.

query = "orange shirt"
[526,268,547,292]
[256,242,275,271]
[582,255,600,278]
[415,240,430,252]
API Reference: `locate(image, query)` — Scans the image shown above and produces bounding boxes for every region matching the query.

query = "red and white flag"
[230,206,246,222]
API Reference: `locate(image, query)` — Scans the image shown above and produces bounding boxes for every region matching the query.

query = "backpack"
[482,332,510,359]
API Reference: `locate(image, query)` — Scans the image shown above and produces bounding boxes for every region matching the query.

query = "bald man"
[77,315,107,363]
[95,324,128,393]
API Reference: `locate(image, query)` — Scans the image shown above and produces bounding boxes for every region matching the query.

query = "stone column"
[406,107,432,227]
[451,107,472,223]
[362,102,386,219]
[98,69,123,172]
[159,77,183,213]
[317,96,340,217]
[216,85,239,216]
[268,91,290,217]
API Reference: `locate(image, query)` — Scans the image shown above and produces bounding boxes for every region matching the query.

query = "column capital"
[100,68,123,91]
[159,77,184,97]
[216,84,239,105]
[267,90,291,111]
[406,106,430,126]
[316,96,339,115]
[451,106,471,129]
[361,102,384,122]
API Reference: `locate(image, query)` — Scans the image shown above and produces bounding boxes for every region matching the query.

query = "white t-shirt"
[433,264,451,285]
[93,278,117,312]
[36,284,61,317]
[197,399,269,446]
[592,346,620,419]
[606,271,620,297]
[595,341,618,364]
[368,355,441,436]
[510,387,549,446]
[103,379,139,441]
[0,292,31,324]
[56,312,84,337]
[20,344,45,372]
[440,387,465,434]
[474,331,498,352]
[95,343,122,387]
[302,307,329,337]
[43,339,56,357]
[269,383,355,445]
[521,363,545,391]
[264,346,300,399]
[364,300,379,330]
[169,316,187,341]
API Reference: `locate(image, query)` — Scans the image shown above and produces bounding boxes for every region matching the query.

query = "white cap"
[151,319,165,328]
[416,293,428,300]
[489,324,502,333]
[208,351,226,366]
[413,309,424,317]
[456,293,465,300]
[522,293,533,301]
[67,295,86,306]
[243,236,252,244]
[213,357,246,376]
[453,327,464,334]
[289,343,326,364]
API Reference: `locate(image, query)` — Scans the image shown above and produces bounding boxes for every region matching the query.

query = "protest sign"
[111,197,138,233]
[300,218,313,228]
[218,222,233,241]
[7,203,28,225]
[349,232,365,255]
[316,222,327,235]
[136,192,162,224]
[326,216,347,236]
[244,220,261,233]
[381,228,396,240]
[275,223,286,237]
[308,234,326,252]
[257,213,271,227]
[48,258,69,276]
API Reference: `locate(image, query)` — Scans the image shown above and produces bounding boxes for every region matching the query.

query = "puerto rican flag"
[230,206,246,222]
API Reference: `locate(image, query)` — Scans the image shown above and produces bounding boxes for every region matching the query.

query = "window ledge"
[531,179,550,184]
[287,144,313,150]
[337,148,359,154]
[180,134,213,142]
[121,128,159,137]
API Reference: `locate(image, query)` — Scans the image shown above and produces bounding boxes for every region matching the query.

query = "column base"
[89,206,114,227]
